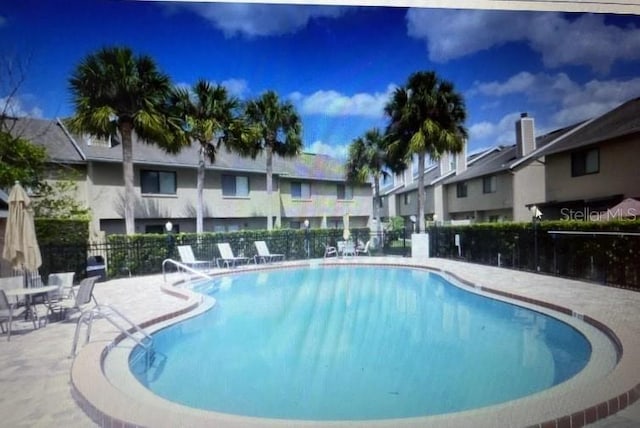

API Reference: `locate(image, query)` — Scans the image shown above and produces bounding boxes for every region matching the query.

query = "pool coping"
[70,257,640,428]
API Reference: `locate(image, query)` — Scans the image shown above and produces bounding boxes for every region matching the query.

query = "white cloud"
[0,96,43,118]
[183,3,347,38]
[220,78,249,98]
[469,112,522,146]
[471,71,640,126]
[467,121,495,140]
[406,9,530,63]
[292,84,396,117]
[470,71,580,104]
[306,140,349,159]
[406,9,640,73]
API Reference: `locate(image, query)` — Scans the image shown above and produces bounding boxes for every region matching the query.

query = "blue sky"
[2,1,640,158]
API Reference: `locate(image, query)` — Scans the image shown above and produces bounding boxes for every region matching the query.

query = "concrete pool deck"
[1,257,639,427]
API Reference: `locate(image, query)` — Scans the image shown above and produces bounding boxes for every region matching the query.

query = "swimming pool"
[129,265,598,421]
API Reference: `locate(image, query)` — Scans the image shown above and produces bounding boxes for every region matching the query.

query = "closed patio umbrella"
[2,182,42,273]
[343,212,351,241]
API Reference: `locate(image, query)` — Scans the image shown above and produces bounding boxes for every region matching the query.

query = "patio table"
[4,285,60,327]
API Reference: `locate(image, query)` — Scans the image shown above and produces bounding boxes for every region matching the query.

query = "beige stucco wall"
[396,186,436,219]
[279,179,371,219]
[446,172,513,219]
[85,161,372,234]
[88,164,274,220]
[545,136,640,202]
[512,161,546,222]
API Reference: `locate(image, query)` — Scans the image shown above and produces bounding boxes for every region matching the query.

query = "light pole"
[304,219,310,259]
[530,206,542,272]
[165,221,174,260]
[433,214,438,258]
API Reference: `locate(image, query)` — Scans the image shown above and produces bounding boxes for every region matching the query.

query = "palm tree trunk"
[266,144,273,231]
[120,121,135,235]
[374,174,381,234]
[196,145,205,234]
[416,152,426,234]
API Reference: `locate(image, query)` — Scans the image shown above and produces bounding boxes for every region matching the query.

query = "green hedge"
[427,219,640,289]
[35,218,90,280]
[103,228,371,277]
[35,218,89,245]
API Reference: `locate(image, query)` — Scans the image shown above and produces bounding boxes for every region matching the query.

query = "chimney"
[516,113,535,157]
[455,140,468,175]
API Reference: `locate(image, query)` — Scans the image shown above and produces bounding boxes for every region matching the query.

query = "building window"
[222,175,249,197]
[571,148,599,176]
[403,193,410,205]
[337,184,353,200]
[145,224,180,234]
[456,182,467,198]
[291,181,311,199]
[141,170,176,195]
[483,176,497,194]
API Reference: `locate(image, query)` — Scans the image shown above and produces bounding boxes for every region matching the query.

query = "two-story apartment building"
[442,115,591,222]
[530,97,640,220]
[378,110,599,224]
[8,117,372,237]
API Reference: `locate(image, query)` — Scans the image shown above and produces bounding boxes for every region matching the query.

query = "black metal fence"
[39,228,378,280]
[426,225,640,291]
[37,224,639,291]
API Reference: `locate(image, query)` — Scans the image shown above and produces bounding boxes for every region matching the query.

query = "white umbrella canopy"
[2,182,42,272]
[342,212,351,241]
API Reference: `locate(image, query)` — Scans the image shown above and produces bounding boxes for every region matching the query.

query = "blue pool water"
[130,266,591,420]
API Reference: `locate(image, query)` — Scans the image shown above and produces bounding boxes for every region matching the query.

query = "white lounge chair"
[323,243,337,258]
[254,241,285,264]
[357,240,371,256]
[216,243,251,268]
[177,245,212,270]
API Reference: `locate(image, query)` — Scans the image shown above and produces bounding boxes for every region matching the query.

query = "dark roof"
[444,122,583,185]
[444,146,517,184]
[9,117,348,182]
[536,97,640,156]
[6,117,85,163]
[396,164,444,194]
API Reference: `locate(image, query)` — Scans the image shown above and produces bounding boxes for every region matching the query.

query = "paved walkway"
[0,258,638,427]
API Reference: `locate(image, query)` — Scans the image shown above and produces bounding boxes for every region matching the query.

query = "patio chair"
[254,241,285,264]
[323,243,337,258]
[216,243,251,268]
[47,272,76,302]
[342,240,356,257]
[53,276,99,320]
[177,245,212,270]
[0,276,25,306]
[356,240,371,256]
[0,289,34,341]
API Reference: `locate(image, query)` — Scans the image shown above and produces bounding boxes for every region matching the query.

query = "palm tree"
[244,91,302,230]
[67,46,173,235]
[384,71,467,233]
[166,80,242,234]
[345,128,390,235]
